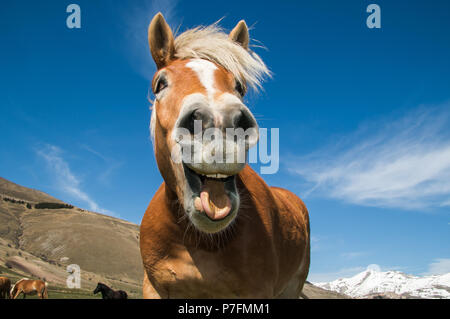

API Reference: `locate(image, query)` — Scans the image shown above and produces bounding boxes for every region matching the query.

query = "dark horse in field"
[93,282,128,299]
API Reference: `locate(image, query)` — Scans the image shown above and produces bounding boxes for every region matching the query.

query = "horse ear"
[229,20,249,50]
[148,12,175,69]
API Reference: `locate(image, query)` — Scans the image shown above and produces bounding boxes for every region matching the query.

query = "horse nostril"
[232,108,257,131]
[192,109,202,121]
[227,108,259,149]
[179,108,215,134]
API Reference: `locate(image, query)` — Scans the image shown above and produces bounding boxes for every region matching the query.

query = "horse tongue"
[200,179,231,220]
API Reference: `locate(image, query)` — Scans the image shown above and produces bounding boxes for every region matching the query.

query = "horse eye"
[153,76,168,95]
[235,81,246,97]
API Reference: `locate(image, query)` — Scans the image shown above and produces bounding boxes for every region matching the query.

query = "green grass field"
[10,286,101,299]
[1,265,126,299]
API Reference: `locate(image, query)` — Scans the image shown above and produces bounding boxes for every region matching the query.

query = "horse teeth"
[199,173,229,179]
[197,172,231,179]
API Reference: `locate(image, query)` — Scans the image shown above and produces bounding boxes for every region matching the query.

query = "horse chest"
[149,243,277,298]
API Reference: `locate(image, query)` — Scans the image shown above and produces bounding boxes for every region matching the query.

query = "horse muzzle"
[171,95,258,233]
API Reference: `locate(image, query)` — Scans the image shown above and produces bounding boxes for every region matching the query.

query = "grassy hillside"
[0,177,143,299]
[0,177,64,204]
[0,176,347,299]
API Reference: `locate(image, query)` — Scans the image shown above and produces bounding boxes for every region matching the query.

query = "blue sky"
[1,0,449,282]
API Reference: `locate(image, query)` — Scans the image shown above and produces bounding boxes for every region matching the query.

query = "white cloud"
[36,144,118,217]
[423,258,450,275]
[366,263,381,272]
[79,144,123,186]
[290,104,450,210]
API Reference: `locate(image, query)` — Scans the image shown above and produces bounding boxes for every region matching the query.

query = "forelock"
[173,23,271,91]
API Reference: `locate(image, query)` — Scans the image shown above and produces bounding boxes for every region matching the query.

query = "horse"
[93,282,128,299]
[0,276,11,299]
[10,278,48,299]
[140,12,310,298]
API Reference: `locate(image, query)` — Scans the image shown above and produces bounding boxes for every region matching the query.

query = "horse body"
[141,165,309,298]
[10,278,48,299]
[93,282,128,299]
[0,276,11,299]
[140,13,310,298]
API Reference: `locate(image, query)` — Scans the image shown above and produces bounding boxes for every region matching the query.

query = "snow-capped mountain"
[314,269,450,299]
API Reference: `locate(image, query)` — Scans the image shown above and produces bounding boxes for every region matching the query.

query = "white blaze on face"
[186,59,218,100]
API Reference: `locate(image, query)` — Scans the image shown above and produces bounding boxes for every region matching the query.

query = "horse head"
[147,13,270,234]
[93,282,105,294]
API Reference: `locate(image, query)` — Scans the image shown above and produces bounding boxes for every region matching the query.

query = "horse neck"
[160,182,185,222]
[100,287,109,298]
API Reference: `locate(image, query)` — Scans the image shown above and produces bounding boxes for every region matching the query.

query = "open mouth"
[183,163,239,230]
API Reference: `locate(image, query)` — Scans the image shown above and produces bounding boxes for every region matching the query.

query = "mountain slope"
[315,269,450,299]
[0,176,346,298]
[302,281,350,298]
[0,177,143,296]
[0,177,64,204]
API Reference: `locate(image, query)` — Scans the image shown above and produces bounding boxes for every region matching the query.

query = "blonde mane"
[173,23,271,91]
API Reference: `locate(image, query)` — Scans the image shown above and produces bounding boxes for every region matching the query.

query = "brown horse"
[140,13,310,298]
[0,276,11,299]
[10,278,48,299]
